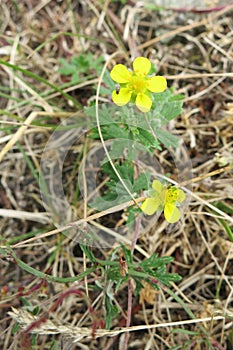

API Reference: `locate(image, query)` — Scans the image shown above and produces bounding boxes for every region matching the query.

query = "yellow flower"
[141,180,186,223]
[110,57,167,113]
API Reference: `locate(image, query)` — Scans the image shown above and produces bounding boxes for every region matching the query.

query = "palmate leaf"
[133,171,150,192]
[101,160,134,183]
[150,89,184,126]
[86,104,161,154]
[89,125,161,159]
[86,104,130,142]
[58,53,104,82]
[86,89,182,151]
[89,160,149,211]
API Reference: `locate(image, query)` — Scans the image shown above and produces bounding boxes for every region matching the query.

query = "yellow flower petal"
[133,57,151,77]
[110,64,132,83]
[135,93,152,112]
[152,180,164,193]
[164,203,181,223]
[177,189,186,203]
[112,88,131,106]
[141,198,160,215]
[147,76,167,93]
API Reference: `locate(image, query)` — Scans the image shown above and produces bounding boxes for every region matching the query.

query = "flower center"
[128,76,147,94]
[166,187,178,203]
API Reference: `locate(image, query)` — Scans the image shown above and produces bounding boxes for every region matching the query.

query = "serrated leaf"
[115,178,134,196]
[155,128,179,148]
[135,127,161,152]
[133,172,150,192]
[101,160,134,183]
[89,160,146,211]
[150,89,183,127]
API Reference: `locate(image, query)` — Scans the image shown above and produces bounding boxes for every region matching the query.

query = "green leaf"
[32,334,37,346]
[23,303,40,316]
[134,277,144,296]
[0,247,7,255]
[108,139,131,159]
[5,243,97,283]
[150,89,184,126]
[120,243,133,264]
[89,161,149,217]
[126,254,182,293]
[20,297,31,307]
[133,172,150,192]
[153,272,182,286]
[155,128,179,148]
[126,206,141,225]
[140,254,173,268]
[12,322,20,335]
[32,305,40,316]
[85,104,120,126]
[106,266,122,281]
[58,53,104,82]
[170,93,185,101]
[89,160,138,211]
[115,276,128,293]
[214,201,233,214]
[79,243,97,263]
[212,202,233,242]
[100,69,116,95]
[136,127,161,152]
[58,58,77,75]
[105,295,119,330]
[49,340,60,350]
[172,328,199,336]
